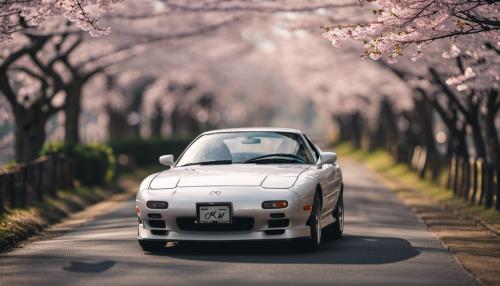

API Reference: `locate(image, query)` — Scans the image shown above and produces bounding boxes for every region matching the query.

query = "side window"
[303,135,320,162]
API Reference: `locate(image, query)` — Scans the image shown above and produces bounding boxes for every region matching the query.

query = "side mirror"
[159,154,174,167]
[320,152,337,165]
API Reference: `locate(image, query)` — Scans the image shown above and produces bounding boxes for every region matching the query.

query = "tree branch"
[0,35,47,71]
[80,17,240,69]
[11,66,47,84]
[164,1,359,13]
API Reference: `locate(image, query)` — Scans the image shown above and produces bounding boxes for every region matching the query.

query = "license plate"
[198,204,231,224]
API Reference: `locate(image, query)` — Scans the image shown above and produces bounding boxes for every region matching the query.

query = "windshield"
[176,131,315,166]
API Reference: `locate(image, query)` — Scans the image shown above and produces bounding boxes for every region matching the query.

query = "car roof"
[201,127,303,135]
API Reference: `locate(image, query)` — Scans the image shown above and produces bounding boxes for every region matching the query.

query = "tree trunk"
[350,112,363,149]
[334,116,350,144]
[414,97,438,154]
[14,109,47,162]
[150,103,164,137]
[484,91,500,164]
[469,115,488,160]
[170,107,182,137]
[107,107,129,140]
[399,112,416,164]
[64,83,83,144]
[379,99,400,156]
[413,96,439,179]
[451,99,468,160]
[483,90,500,209]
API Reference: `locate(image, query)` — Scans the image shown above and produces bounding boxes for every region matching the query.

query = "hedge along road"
[0,159,477,286]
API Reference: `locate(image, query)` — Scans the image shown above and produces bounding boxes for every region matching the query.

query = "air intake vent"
[265,229,285,235]
[151,230,167,235]
[176,217,254,231]
[268,219,289,228]
[148,220,166,228]
[270,213,285,218]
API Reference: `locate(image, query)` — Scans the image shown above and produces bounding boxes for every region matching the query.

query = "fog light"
[146,201,168,209]
[262,200,288,209]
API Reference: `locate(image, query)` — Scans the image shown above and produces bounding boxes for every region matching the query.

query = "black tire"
[329,191,344,240]
[138,240,165,252]
[301,192,322,251]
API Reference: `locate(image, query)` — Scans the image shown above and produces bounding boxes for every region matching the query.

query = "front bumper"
[136,186,312,242]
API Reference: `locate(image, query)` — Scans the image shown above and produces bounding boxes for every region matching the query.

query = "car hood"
[149,164,311,189]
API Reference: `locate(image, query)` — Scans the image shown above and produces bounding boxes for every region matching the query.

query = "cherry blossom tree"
[322,0,500,63]
[0,2,242,161]
[4,0,496,187]
[0,0,121,43]
[320,1,498,198]
[402,38,499,163]
[0,32,82,161]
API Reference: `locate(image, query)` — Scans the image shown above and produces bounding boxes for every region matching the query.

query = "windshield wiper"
[179,160,233,167]
[242,153,304,164]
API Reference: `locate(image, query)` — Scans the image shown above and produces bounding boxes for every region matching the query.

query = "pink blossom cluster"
[322,0,500,63]
[446,66,476,91]
[441,39,500,93]
[0,0,121,42]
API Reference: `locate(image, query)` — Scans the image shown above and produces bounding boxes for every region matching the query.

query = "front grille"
[176,217,254,231]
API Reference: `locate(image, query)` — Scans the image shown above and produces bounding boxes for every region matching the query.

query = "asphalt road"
[0,160,477,286]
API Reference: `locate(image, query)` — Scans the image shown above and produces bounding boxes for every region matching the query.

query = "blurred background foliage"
[109,138,192,168]
[41,142,116,186]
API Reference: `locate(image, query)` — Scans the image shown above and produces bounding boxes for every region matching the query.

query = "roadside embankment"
[335,143,500,285]
[0,169,151,253]
[0,184,120,252]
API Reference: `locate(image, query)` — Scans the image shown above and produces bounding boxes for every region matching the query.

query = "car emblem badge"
[210,191,221,196]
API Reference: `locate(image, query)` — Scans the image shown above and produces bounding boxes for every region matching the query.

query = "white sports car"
[136,128,344,252]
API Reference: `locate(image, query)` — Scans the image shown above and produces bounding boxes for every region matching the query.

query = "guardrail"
[0,154,74,214]
[410,146,499,210]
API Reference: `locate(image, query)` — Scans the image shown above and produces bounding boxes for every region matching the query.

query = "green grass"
[335,142,500,228]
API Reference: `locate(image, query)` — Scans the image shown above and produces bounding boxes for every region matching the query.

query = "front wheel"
[328,192,344,239]
[300,192,322,251]
[138,240,165,252]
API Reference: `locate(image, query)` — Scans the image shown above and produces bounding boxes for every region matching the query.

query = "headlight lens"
[146,201,168,209]
[262,200,288,209]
